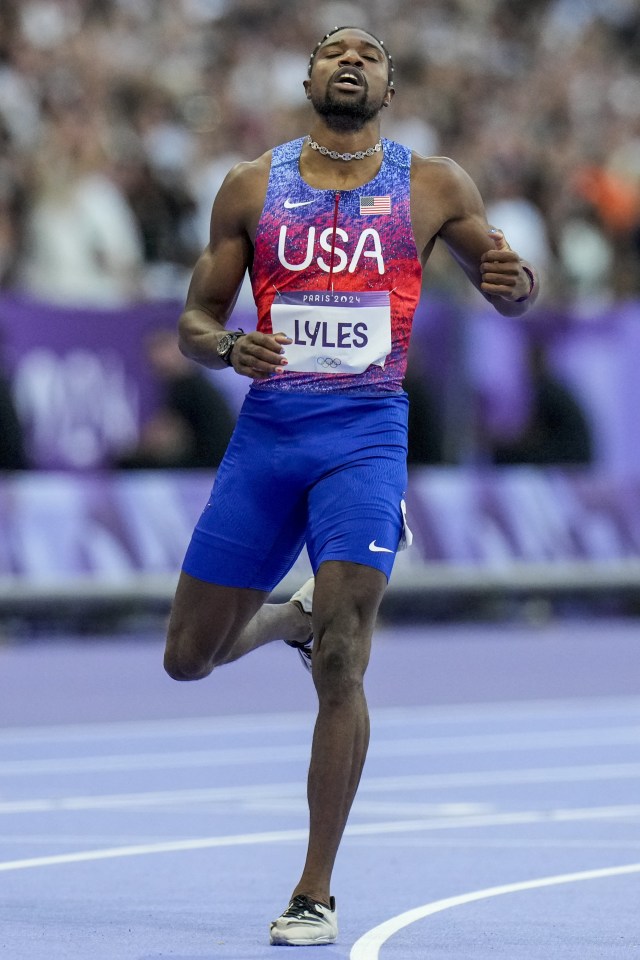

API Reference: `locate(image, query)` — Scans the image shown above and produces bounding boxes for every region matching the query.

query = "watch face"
[218,332,241,364]
[218,334,233,355]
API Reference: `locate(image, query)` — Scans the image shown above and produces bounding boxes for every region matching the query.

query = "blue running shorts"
[181,386,409,591]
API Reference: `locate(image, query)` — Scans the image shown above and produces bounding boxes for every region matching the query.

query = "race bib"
[271,290,391,375]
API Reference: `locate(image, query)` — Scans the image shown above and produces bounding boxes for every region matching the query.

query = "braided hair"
[307,26,395,88]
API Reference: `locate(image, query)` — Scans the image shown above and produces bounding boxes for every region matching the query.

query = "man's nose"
[338,50,364,66]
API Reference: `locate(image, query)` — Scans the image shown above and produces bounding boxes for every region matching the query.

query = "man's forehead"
[317,30,385,54]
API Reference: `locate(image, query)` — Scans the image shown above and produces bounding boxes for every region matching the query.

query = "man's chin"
[312,96,381,131]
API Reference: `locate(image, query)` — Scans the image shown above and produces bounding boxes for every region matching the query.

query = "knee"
[313,629,368,705]
[163,645,214,682]
[163,625,218,682]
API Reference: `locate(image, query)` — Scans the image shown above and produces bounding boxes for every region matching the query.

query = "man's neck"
[306,121,383,154]
[299,126,385,190]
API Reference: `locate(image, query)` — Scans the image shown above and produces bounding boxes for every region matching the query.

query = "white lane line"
[1,805,639,874]
[3,761,640,815]
[349,862,640,960]
[355,761,640,793]
[2,695,640,744]
[2,726,640,776]
[0,828,310,872]
[0,712,314,745]
[6,836,640,852]
[0,745,310,776]
[348,838,640,850]
[0,783,303,814]
[0,835,177,845]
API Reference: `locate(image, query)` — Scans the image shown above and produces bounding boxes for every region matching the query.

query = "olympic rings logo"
[316,356,342,368]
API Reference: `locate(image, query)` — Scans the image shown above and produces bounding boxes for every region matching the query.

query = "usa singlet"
[181,137,420,590]
[250,137,422,393]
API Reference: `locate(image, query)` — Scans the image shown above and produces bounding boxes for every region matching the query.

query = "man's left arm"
[425,159,539,316]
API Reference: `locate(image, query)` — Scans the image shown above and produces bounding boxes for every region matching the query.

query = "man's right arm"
[178,161,290,379]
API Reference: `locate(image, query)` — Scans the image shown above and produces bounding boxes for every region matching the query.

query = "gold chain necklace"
[306,135,382,161]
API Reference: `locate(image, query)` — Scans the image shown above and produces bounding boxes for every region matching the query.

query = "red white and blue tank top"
[250,136,422,394]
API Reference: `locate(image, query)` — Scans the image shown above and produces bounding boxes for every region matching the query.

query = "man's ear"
[303,79,311,99]
[384,87,395,107]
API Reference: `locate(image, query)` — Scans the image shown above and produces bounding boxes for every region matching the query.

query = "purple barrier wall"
[0,295,179,469]
[0,470,638,581]
[1,292,639,472]
[464,299,640,474]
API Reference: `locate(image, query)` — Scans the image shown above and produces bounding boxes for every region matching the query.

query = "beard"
[309,83,384,132]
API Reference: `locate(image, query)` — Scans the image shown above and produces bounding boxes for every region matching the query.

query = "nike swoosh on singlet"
[369,541,394,553]
[284,199,316,208]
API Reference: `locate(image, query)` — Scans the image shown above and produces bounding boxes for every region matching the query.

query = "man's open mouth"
[332,67,365,89]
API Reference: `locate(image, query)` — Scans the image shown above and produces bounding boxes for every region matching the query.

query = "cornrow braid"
[307,25,394,87]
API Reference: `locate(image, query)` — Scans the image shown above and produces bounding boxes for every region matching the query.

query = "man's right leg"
[164,571,313,681]
[269,560,386,946]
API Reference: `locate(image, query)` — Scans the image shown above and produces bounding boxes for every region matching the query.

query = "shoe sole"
[270,934,337,945]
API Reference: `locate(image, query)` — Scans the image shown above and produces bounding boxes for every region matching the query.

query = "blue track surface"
[1,618,639,958]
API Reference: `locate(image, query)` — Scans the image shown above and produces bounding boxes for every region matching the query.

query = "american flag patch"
[360,195,391,215]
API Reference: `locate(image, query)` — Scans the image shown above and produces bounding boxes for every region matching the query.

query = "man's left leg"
[164,570,314,680]
[270,559,386,946]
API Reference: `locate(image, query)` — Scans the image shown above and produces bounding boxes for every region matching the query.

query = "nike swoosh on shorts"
[284,199,316,208]
[369,541,394,553]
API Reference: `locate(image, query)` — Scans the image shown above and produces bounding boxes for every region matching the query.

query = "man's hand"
[480,229,533,302]
[230,331,292,379]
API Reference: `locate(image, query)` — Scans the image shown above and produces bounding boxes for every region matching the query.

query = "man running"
[163,25,539,946]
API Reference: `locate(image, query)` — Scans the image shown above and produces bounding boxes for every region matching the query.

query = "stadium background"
[1,0,640,623]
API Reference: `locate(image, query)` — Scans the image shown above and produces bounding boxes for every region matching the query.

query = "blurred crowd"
[0,0,639,308]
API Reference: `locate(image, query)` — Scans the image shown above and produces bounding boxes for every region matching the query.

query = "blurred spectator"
[489,342,593,466]
[0,0,637,305]
[484,167,551,293]
[557,202,615,306]
[110,128,199,299]
[0,329,29,470]
[0,117,26,288]
[18,104,145,305]
[404,358,444,466]
[114,328,235,469]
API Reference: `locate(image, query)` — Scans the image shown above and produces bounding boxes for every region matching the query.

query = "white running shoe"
[269,894,337,945]
[284,577,314,672]
[289,576,314,616]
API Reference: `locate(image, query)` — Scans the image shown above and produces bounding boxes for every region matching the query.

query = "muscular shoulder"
[409,154,486,252]
[211,151,272,239]
[222,151,272,194]
[411,153,464,180]
[411,155,480,216]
